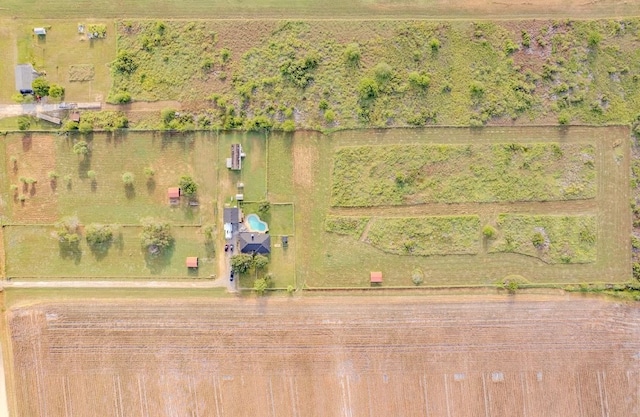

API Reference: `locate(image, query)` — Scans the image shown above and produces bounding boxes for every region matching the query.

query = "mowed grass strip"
[489,214,597,264]
[366,215,481,256]
[331,142,596,207]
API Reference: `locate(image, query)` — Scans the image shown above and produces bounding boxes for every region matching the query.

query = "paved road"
[0,103,63,118]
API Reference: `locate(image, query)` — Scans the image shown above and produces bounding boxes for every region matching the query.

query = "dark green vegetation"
[108,19,640,131]
[489,214,597,264]
[365,216,481,256]
[331,142,595,206]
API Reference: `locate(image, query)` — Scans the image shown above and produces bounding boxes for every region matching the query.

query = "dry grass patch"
[68,64,95,82]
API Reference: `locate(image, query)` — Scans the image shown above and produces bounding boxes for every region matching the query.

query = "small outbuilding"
[186,257,198,268]
[34,28,47,36]
[281,236,288,248]
[168,187,181,205]
[370,271,383,284]
[69,112,81,122]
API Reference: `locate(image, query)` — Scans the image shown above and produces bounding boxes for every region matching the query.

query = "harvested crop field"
[4,293,639,416]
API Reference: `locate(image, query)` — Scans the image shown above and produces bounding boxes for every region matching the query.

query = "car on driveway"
[224,223,232,239]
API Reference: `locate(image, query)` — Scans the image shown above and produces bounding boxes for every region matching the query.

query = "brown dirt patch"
[292,135,318,189]
[6,135,58,223]
[4,294,640,416]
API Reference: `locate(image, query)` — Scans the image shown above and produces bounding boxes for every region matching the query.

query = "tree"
[73,140,89,157]
[144,167,155,179]
[85,223,114,249]
[343,43,361,67]
[482,225,497,239]
[32,78,50,97]
[531,231,545,247]
[122,172,135,186]
[17,116,31,131]
[253,273,272,295]
[140,219,173,255]
[56,217,82,260]
[411,268,424,286]
[78,121,93,134]
[252,254,269,270]
[110,91,132,104]
[179,175,198,197]
[231,253,253,273]
[49,83,65,99]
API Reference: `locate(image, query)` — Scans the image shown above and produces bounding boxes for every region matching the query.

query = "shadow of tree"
[88,240,113,261]
[125,184,135,199]
[59,241,82,265]
[22,133,32,152]
[144,244,174,274]
[146,178,156,194]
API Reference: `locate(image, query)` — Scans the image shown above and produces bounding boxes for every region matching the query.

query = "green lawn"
[52,132,217,224]
[4,225,214,278]
[218,131,267,202]
[14,20,116,102]
[267,133,294,202]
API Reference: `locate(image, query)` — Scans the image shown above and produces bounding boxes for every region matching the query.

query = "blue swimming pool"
[246,214,268,232]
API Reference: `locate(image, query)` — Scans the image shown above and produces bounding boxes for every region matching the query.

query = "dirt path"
[332,199,598,217]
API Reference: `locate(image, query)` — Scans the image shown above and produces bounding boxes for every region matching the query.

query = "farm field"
[3,293,639,416]
[293,126,631,288]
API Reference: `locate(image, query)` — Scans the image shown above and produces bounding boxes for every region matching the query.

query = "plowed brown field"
[5,294,639,416]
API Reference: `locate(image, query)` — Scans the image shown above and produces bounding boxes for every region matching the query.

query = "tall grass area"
[489,214,597,264]
[109,19,640,130]
[331,142,595,206]
[365,216,481,256]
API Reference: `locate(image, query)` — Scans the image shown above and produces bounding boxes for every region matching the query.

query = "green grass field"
[4,225,214,278]
[489,214,597,264]
[331,142,596,206]
[2,131,218,224]
[2,0,635,19]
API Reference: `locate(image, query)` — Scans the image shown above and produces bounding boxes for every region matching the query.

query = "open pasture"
[3,225,214,278]
[4,294,639,417]
[294,126,630,288]
[2,131,218,224]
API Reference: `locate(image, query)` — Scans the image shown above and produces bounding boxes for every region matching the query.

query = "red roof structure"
[168,187,181,199]
[186,257,198,268]
[370,271,383,283]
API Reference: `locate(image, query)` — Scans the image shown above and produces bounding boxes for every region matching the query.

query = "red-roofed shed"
[186,257,198,268]
[370,271,383,284]
[168,187,181,205]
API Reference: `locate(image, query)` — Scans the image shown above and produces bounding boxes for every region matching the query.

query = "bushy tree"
[253,273,272,295]
[411,268,424,286]
[179,175,198,197]
[482,225,497,239]
[73,140,89,157]
[112,50,138,74]
[85,223,114,248]
[122,172,135,186]
[231,253,253,273]
[253,254,269,270]
[49,83,65,99]
[140,219,173,254]
[17,116,31,131]
[32,78,50,97]
[343,43,361,67]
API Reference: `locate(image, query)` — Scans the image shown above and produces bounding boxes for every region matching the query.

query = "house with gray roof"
[239,232,270,254]
[15,64,39,92]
